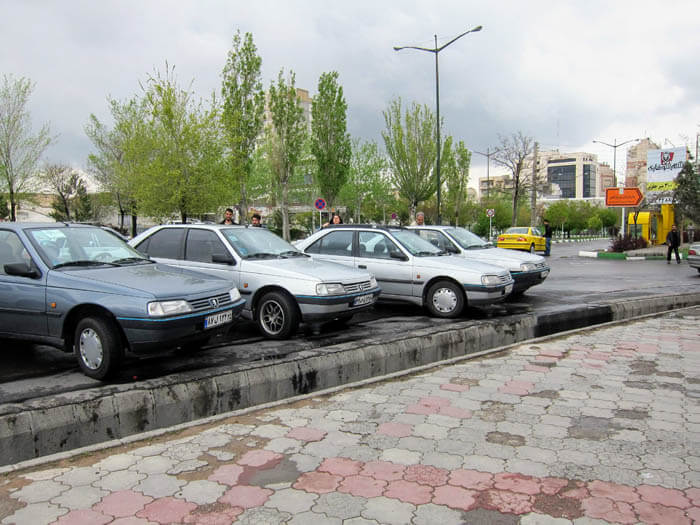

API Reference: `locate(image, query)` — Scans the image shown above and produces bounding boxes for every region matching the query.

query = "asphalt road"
[1,240,698,405]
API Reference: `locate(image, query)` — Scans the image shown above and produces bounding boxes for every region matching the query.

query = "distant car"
[295,224,514,318]
[129,224,380,339]
[688,243,700,273]
[408,225,550,295]
[497,226,546,253]
[0,223,245,380]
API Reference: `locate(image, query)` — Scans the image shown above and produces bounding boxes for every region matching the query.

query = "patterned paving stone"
[50,485,107,510]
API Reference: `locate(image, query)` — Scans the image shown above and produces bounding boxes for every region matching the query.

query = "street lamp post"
[593,137,640,236]
[394,25,482,224]
[474,147,500,200]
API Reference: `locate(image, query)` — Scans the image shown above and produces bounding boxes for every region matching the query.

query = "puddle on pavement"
[478,401,512,422]
[614,409,649,420]
[568,416,618,440]
[462,507,520,525]
[529,389,560,399]
[240,457,301,487]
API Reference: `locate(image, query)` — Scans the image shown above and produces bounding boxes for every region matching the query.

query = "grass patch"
[597,252,627,260]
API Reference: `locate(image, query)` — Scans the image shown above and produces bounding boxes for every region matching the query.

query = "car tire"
[426,280,464,318]
[74,316,123,380]
[256,291,299,339]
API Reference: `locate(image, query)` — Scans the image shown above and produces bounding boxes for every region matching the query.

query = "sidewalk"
[1,308,699,524]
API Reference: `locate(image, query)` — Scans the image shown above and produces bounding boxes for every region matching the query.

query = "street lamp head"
[472,25,483,32]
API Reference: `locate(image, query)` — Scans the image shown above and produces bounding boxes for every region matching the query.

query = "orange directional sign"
[605,187,643,207]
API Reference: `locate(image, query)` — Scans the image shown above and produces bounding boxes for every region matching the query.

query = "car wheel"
[74,316,123,380]
[426,280,464,318]
[529,244,536,253]
[256,291,299,339]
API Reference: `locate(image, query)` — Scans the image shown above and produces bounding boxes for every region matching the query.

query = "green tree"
[0,75,54,221]
[673,160,700,225]
[596,207,618,234]
[442,138,471,226]
[339,138,388,223]
[45,163,76,221]
[381,98,437,221]
[267,69,307,241]
[220,31,265,224]
[139,65,225,222]
[493,132,534,227]
[311,71,351,210]
[85,96,150,236]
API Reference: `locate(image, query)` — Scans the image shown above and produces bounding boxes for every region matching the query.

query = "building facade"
[540,151,599,200]
[625,138,660,193]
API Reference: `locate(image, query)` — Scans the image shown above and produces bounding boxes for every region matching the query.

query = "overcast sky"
[2,0,699,190]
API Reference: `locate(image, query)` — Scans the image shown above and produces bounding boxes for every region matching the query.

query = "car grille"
[533,262,548,270]
[496,274,512,284]
[343,281,374,294]
[190,293,232,311]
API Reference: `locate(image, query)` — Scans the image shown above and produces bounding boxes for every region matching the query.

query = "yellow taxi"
[497,226,546,253]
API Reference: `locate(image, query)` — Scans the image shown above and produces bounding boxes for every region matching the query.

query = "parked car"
[0,223,245,380]
[295,225,514,318]
[497,226,546,253]
[408,225,550,295]
[688,243,700,273]
[129,224,380,339]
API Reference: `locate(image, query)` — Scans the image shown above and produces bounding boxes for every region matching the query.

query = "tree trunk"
[9,188,16,222]
[240,181,248,225]
[282,181,290,241]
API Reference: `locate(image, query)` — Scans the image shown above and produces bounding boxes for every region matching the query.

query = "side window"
[0,231,31,274]
[358,232,399,260]
[417,230,448,250]
[185,229,228,263]
[313,231,353,256]
[139,228,185,259]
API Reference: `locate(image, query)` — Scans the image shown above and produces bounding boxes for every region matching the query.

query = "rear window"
[138,228,185,259]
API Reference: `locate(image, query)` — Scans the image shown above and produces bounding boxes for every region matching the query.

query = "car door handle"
[358,265,367,269]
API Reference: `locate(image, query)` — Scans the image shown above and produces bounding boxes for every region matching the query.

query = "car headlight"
[316,282,345,296]
[229,287,241,301]
[520,263,536,272]
[147,300,192,317]
[481,275,501,286]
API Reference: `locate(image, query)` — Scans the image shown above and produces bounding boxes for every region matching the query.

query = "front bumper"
[296,287,382,321]
[463,282,514,305]
[511,268,550,292]
[117,298,246,353]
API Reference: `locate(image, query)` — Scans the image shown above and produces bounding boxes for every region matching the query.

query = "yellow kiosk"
[628,204,675,246]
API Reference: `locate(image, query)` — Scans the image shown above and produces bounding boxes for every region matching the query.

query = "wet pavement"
[1,307,699,524]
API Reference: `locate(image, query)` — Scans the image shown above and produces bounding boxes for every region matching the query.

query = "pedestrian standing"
[322,213,343,228]
[666,224,681,264]
[251,213,262,227]
[411,211,425,226]
[543,219,553,256]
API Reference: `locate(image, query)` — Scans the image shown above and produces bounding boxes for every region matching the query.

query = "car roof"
[0,222,98,230]
[320,224,409,232]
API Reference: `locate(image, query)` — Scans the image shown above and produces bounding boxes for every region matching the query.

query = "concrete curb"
[578,250,685,261]
[2,291,699,467]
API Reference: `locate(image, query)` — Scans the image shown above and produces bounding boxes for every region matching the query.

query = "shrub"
[609,234,649,252]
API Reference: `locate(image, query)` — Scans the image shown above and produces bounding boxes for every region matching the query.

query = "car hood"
[457,247,546,270]
[242,256,371,284]
[412,255,510,276]
[48,263,231,299]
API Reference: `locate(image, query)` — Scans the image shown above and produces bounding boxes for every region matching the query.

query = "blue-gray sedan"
[0,223,245,380]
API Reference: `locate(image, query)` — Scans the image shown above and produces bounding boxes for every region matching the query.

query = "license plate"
[204,310,233,329]
[541,270,549,278]
[353,294,373,306]
[505,284,513,294]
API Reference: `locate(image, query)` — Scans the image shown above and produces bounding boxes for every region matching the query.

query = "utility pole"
[474,147,500,200]
[530,141,538,226]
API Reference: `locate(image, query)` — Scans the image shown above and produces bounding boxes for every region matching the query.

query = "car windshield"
[445,227,491,249]
[505,227,530,234]
[27,226,149,268]
[221,228,303,258]
[390,230,443,256]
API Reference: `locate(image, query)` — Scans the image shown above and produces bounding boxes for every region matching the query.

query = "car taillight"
[498,237,504,241]
[690,249,697,255]
[517,237,526,242]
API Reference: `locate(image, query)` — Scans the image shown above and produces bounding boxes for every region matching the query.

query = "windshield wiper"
[113,257,152,265]
[415,250,439,257]
[279,250,306,258]
[244,252,279,259]
[52,260,119,269]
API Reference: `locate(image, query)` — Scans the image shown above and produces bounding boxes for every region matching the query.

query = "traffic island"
[1,291,700,469]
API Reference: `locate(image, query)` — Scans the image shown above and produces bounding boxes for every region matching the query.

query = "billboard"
[646,147,686,204]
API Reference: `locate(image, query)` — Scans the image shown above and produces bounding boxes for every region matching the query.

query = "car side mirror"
[4,261,41,279]
[212,252,235,265]
[389,251,409,261]
[446,245,460,254]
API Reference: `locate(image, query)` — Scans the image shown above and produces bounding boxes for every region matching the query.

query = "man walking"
[666,224,681,264]
[543,219,553,256]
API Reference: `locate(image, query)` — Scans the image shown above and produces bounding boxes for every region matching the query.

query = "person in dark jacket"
[543,219,553,256]
[220,208,235,225]
[666,224,681,264]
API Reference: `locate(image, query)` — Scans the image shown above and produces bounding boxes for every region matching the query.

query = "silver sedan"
[130,225,380,339]
[295,225,514,318]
